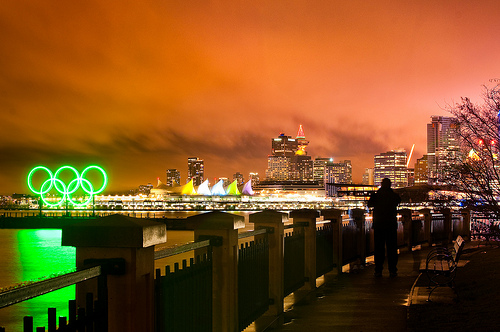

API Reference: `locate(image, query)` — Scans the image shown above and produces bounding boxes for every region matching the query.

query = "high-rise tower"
[427,116,459,184]
[374,149,408,188]
[187,157,204,186]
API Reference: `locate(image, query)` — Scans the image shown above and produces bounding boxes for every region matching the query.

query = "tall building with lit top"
[266,126,313,181]
[187,157,204,186]
[166,169,181,186]
[427,116,459,184]
[374,149,407,188]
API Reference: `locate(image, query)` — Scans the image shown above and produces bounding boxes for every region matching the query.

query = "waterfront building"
[187,157,204,186]
[414,155,429,185]
[233,172,244,186]
[325,183,377,207]
[362,168,374,185]
[249,172,260,187]
[325,160,352,185]
[266,125,314,182]
[374,149,408,188]
[266,156,291,181]
[272,133,298,156]
[166,169,181,186]
[427,116,459,184]
[313,157,332,185]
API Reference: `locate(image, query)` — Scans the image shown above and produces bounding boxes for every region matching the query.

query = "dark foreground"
[255,241,499,332]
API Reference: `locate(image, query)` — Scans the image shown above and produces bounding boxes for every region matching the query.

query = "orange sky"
[1,0,500,194]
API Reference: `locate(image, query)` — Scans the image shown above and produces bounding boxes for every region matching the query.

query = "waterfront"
[0,211,256,331]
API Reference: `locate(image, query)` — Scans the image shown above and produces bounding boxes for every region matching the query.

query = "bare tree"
[448,84,500,213]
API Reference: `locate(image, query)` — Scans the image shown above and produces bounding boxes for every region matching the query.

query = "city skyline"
[1,1,500,194]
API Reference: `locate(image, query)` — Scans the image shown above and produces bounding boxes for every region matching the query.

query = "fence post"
[421,208,432,246]
[321,209,343,275]
[399,209,412,250]
[249,210,286,329]
[351,209,366,267]
[189,211,245,332]
[290,209,319,291]
[61,214,166,332]
[461,208,471,239]
[441,208,452,245]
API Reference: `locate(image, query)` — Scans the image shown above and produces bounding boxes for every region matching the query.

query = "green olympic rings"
[27,165,108,207]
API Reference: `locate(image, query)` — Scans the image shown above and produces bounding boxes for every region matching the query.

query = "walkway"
[257,246,435,332]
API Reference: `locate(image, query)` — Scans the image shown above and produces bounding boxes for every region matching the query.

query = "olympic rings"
[27,165,108,207]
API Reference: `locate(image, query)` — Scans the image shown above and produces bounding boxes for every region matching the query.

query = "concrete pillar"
[290,209,319,290]
[188,211,245,332]
[321,209,343,275]
[62,214,167,332]
[250,210,287,328]
[351,209,366,267]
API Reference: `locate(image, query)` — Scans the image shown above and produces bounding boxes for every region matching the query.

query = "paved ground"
[248,242,485,332]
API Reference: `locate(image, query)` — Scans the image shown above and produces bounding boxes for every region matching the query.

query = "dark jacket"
[367,187,401,229]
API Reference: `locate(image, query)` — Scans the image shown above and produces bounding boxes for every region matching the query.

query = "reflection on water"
[0,229,75,331]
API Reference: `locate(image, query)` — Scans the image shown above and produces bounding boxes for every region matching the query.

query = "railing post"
[441,208,452,245]
[290,209,319,291]
[399,209,412,250]
[351,209,366,267]
[421,208,432,246]
[61,215,166,332]
[189,211,245,332]
[461,208,471,239]
[249,210,286,329]
[321,209,343,275]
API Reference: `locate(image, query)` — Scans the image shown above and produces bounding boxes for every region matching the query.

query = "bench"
[419,235,466,301]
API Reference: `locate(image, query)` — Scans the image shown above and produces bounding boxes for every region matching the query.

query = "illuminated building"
[166,169,180,186]
[249,172,260,187]
[266,125,313,182]
[266,156,291,181]
[374,149,408,188]
[233,172,244,186]
[325,160,352,185]
[272,133,298,156]
[427,116,459,184]
[362,168,374,185]
[414,155,428,185]
[326,183,377,207]
[187,157,204,186]
[313,157,332,185]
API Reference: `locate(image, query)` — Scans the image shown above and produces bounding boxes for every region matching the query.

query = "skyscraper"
[374,149,408,188]
[427,116,459,184]
[414,155,428,185]
[362,168,374,185]
[272,133,298,156]
[187,157,204,186]
[233,172,244,186]
[313,157,332,185]
[325,160,352,184]
[166,169,181,186]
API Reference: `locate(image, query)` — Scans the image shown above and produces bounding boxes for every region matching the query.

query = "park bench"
[419,235,466,301]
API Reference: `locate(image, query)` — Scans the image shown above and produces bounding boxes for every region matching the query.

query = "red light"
[479,139,484,145]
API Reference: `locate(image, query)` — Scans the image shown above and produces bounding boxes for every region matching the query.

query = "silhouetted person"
[368,178,401,277]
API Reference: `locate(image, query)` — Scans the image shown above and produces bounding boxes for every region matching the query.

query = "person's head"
[381,178,391,189]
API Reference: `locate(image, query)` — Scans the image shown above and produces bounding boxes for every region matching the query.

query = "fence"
[0,208,474,331]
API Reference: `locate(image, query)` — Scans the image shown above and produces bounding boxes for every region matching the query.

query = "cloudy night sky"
[1,0,500,194]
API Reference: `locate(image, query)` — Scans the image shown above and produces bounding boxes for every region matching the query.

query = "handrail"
[154,240,211,260]
[284,221,309,230]
[0,266,102,309]
[238,228,267,239]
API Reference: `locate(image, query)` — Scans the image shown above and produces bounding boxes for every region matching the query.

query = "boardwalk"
[259,247,431,332]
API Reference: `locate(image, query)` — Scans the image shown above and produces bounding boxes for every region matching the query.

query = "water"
[0,229,75,331]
